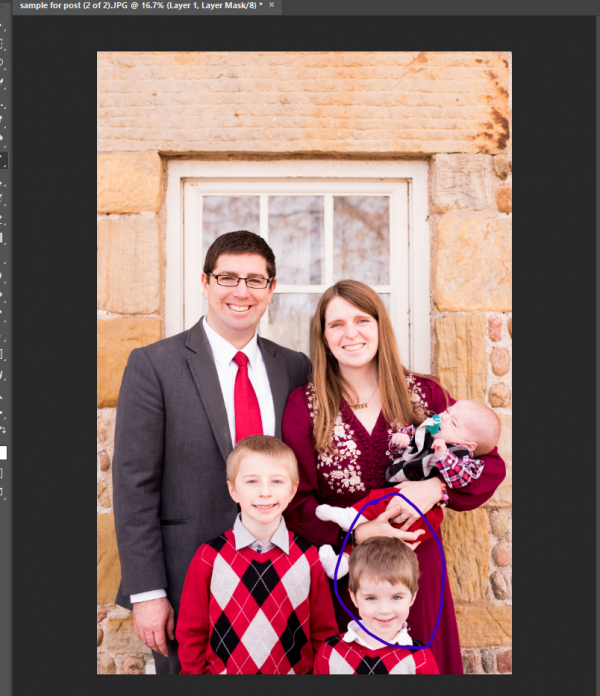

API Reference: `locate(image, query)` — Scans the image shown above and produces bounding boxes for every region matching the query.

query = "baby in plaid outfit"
[314,536,439,674]
[317,400,501,578]
[176,435,338,674]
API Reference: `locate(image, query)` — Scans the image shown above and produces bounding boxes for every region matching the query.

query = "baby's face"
[435,401,477,447]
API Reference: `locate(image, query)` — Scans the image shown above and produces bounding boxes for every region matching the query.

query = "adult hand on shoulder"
[393,477,444,531]
[354,500,425,549]
[132,597,175,657]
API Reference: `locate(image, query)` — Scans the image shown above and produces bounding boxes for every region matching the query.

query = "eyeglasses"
[207,273,273,290]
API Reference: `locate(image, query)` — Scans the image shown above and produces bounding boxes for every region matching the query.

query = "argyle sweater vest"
[314,634,440,675]
[176,529,338,674]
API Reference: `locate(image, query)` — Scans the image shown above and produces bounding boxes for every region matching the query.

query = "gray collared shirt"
[232,513,290,555]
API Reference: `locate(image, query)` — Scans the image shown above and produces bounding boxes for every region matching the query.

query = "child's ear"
[464,440,477,454]
[409,589,418,607]
[348,590,359,609]
[289,481,299,500]
[227,480,239,504]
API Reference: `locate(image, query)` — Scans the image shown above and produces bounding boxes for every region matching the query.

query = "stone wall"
[97,51,511,674]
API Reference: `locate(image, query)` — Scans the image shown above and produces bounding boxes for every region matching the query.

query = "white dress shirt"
[130,316,276,604]
[232,513,290,554]
[343,620,413,647]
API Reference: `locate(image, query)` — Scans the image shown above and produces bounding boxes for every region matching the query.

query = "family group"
[112,230,506,675]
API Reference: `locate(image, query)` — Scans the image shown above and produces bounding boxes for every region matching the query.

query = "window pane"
[379,294,391,316]
[268,197,324,285]
[333,196,390,285]
[266,294,321,356]
[202,196,260,261]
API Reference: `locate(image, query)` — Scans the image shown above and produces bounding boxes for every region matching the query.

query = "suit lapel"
[258,336,289,440]
[186,318,233,463]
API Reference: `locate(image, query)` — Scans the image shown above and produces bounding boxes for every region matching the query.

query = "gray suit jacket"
[112,318,312,614]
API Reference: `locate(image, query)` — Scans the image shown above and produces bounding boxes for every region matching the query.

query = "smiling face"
[350,576,416,644]
[227,453,298,538]
[435,400,478,451]
[323,296,379,372]
[202,253,276,348]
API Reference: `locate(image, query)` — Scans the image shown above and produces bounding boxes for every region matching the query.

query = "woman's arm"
[423,376,506,511]
[282,387,342,547]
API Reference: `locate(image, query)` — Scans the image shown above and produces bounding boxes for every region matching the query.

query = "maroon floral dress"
[282,374,506,675]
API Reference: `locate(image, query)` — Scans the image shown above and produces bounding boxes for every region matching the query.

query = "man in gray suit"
[112,231,312,675]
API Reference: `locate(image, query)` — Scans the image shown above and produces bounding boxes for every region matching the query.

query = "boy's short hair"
[226,435,299,485]
[461,400,502,456]
[203,230,276,280]
[348,537,420,598]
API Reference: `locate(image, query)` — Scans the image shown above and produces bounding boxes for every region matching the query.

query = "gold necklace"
[350,385,379,410]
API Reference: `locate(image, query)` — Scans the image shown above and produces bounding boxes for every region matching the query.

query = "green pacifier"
[426,414,441,435]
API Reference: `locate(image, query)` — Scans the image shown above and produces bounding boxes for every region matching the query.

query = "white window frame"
[165,160,431,373]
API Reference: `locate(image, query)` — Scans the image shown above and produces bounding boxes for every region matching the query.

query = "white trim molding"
[165,159,431,373]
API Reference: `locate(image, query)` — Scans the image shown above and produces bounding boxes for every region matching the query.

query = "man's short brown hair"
[203,230,276,280]
[226,435,299,485]
[348,536,420,598]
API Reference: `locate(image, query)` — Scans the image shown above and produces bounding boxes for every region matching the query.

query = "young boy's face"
[227,453,298,529]
[349,576,416,642]
[436,400,477,450]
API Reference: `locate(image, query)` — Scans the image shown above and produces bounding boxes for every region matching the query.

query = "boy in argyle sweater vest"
[314,536,439,674]
[176,435,338,674]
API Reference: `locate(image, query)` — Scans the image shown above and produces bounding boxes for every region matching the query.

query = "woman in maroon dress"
[282,280,506,674]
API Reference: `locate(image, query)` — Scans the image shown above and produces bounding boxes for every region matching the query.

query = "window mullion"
[324,194,333,286]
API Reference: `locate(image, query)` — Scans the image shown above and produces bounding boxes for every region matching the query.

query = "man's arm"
[112,347,168,596]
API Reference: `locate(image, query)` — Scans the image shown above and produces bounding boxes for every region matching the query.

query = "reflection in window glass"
[267,294,321,357]
[269,197,324,285]
[333,197,390,285]
[202,196,260,262]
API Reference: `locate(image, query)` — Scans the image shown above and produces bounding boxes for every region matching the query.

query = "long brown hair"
[311,280,444,452]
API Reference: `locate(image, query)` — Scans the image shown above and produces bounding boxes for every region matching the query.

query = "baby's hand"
[391,432,411,449]
[433,438,447,459]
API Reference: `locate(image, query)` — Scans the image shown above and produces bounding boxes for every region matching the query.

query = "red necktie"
[233,351,263,443]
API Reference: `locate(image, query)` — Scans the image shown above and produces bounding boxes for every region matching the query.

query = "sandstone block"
[493,156,509,180]
[490,570,507,600]
[99,653,116,675]
[97,629,104,647]
[98,52,509,155]
[123,656,146,675]
[99,450,111,472]
[490,347,510,376]
[97,482,112,509]
[97,217,161,315]
[489,383,511,408]
[455,605,512,647]
[496,649,512,673]
[483,414,512,507]
[480,649,494,673]
[496,185,512,213]
[97,318,161,408]
[488,316,502,342]
[434,314,487,403]
[107,608,152,654]
[489,509,510,538]
[97,513,121,604]
[441,508,489,602]
[432,154,493,213]
[435,218,512,312]
[97,154,162,214]
[492,542,511,567]
[508,317,512,338]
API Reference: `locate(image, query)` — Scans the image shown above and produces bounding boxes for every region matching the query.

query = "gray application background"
[0,2,10,695]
